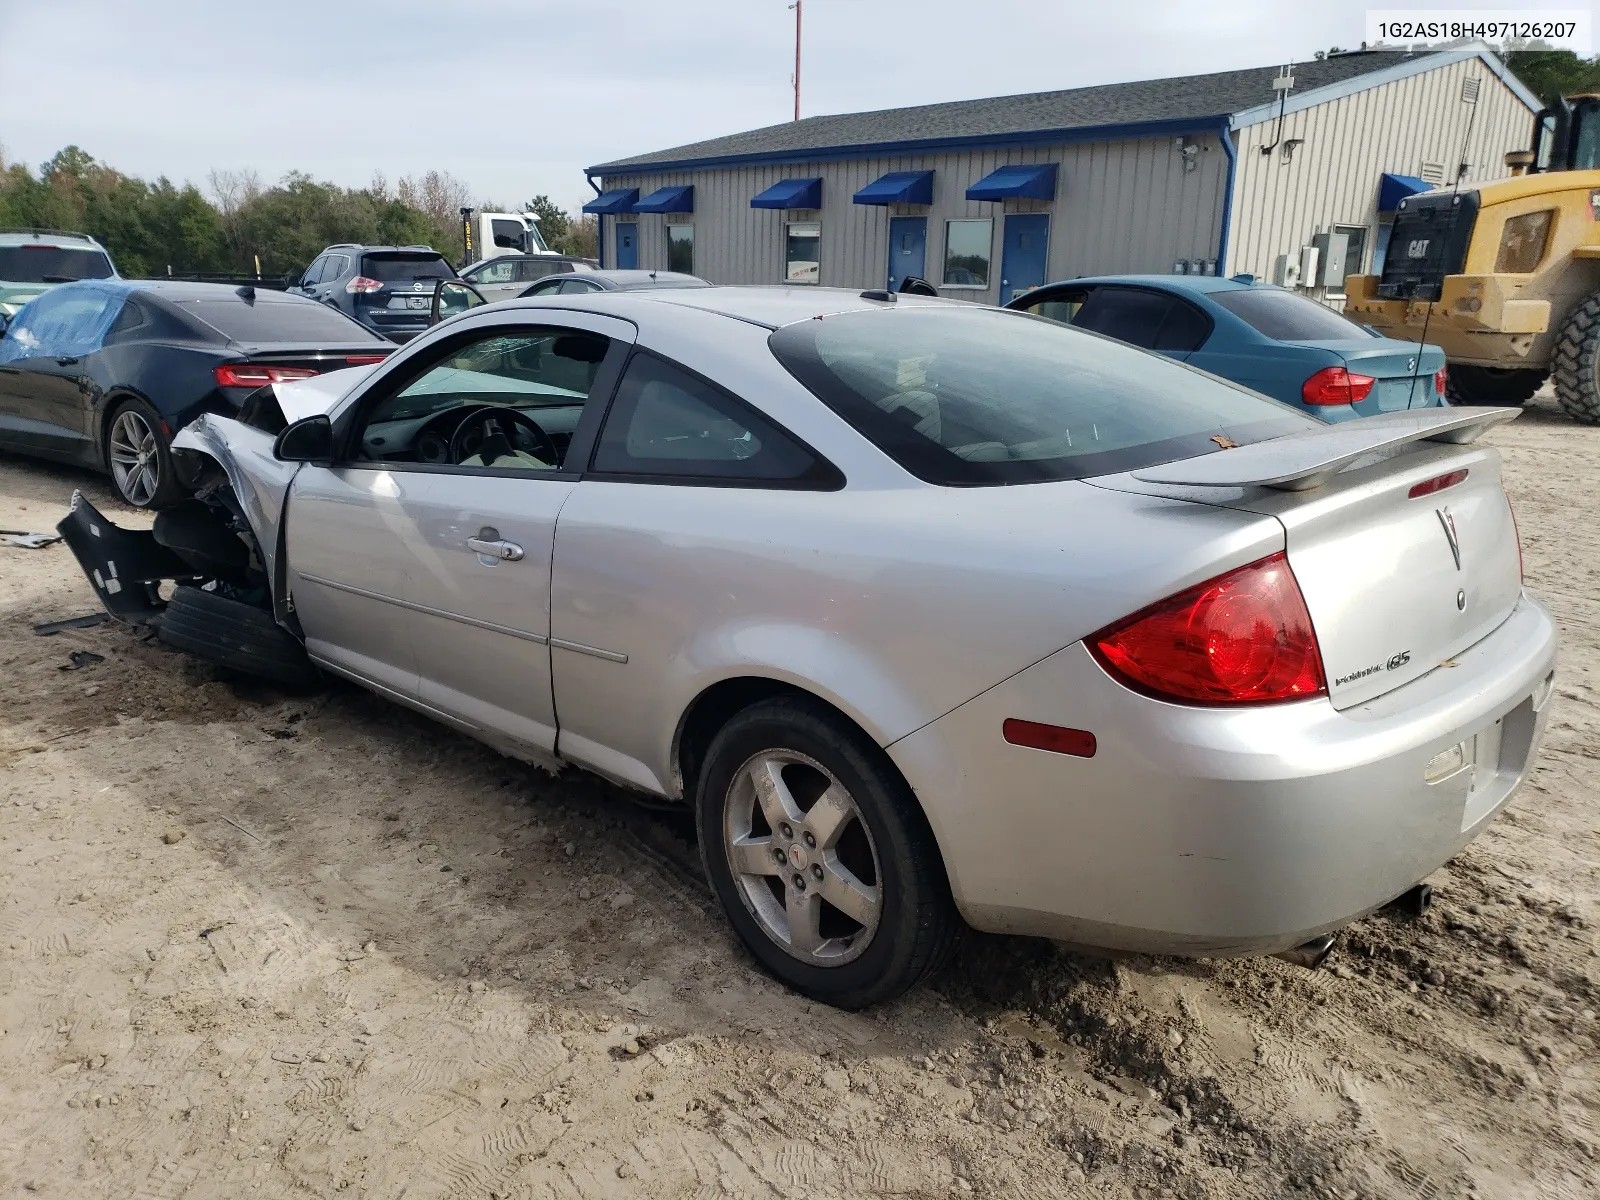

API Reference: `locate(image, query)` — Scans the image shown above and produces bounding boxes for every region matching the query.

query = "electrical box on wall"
[1311,231,1350,288]
[1273,253,1301,288]
[1298,246,1320,289]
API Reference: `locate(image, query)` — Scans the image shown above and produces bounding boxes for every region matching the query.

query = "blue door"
[615,222,638,270]
[999,214,1050,305]
[886,217,927,291]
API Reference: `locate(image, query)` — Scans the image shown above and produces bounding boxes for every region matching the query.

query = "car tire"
[1552,291,1600,425]
[1444,364,1545,407]
[104,396,186,510]
[695,695,958,1009]
[158,585,320,689]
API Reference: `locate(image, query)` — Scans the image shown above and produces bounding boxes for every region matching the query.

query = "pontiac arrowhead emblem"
[1436,507,1461,571]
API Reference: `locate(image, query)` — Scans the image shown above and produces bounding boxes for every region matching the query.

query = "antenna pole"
[792,1,802,121]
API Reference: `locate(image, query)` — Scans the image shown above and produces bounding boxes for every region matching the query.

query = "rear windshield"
[0,245,114,283]
[176,297,384,343]
[360,253,457,283]
[768,307,1316,486]
[1211,288,1369,341]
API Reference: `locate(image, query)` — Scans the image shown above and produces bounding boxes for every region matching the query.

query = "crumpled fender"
[172,414,301,619]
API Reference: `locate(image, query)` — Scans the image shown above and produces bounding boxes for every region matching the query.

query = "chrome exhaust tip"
[1274,933,1336,970]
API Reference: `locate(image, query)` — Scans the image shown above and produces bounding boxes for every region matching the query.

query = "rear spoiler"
[1132,407,1518,492]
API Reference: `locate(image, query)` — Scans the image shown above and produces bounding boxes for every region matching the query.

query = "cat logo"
[1407,239,1431,259]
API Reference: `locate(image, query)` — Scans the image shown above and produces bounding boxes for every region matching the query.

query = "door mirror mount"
[431,279,488,326]
[273,414,335,465]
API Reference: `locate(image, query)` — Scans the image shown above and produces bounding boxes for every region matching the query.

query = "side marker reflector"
[1002,719,1097,758]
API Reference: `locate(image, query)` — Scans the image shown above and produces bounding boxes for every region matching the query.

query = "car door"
[285,311,635,755]
[548,350,840,793]
[290,256,326,298]
[467,257,521,303]
[0,284,119,459]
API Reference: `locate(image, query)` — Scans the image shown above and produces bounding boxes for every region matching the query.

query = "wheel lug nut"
[792,874,806,892]
[779,823,793,839]
[811,864,823,881]
[772,847,786,863]
[803,832,816,849]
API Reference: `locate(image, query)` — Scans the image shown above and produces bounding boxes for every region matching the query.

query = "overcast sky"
[0,0,1552,213]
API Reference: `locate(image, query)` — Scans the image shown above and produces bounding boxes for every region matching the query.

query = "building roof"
[591,50,1536,175]
[593,53,1415,173]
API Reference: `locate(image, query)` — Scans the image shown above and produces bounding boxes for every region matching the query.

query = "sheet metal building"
[585,49,1537,305]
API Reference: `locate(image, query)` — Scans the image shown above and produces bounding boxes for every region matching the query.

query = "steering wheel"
[447,406,560,467]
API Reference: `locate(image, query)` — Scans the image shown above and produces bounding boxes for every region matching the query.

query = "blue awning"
[751,177,822,209]
[634,185,694,213]
[853,170,934,206]
[582,187,638,215]
[1379,172,1432,212]
[966,163,1057,202]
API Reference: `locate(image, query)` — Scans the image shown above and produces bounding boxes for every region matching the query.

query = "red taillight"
[1434,365,1448,396]
[1408,468,1468,498]
[1002,719,1097,758]
[345,276,383,294]
[344,354,389,365]
[1090,552,1326,705]
[214,364,319,388]
[1301,366,1376,406]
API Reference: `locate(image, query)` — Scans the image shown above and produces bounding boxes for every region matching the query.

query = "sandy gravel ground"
[1,394,1596,1200]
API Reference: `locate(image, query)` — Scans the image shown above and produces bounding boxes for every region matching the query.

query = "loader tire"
[1551,291,1600,425]
[1444,364,1545,407]
[158,586,320,688]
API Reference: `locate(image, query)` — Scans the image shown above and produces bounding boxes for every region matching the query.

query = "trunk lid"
[1098,408,1524,709]
[1289,338,1447,412]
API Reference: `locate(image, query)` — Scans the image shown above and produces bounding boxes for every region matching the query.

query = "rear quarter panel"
[548,477,1284,797]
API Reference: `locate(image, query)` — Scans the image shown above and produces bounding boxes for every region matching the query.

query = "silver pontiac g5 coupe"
[60,286,1558,1008]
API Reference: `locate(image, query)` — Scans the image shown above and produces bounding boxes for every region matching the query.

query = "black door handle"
[56,356,80,365]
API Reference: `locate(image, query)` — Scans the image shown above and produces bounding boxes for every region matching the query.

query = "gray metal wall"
[598,131,1230,301]
[1227,55,1536,283]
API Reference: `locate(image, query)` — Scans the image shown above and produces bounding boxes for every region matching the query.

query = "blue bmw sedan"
[1005,275,1447,420]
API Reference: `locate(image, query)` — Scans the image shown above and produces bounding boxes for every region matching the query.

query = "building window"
[942,219,993,287]
[1334,224,1367,283]
[786,222,820,284]
[667,224,694,274]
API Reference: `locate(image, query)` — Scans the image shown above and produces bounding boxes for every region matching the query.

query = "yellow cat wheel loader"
[1346,95,1600,423]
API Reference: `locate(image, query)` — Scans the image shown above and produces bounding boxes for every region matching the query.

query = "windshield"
[178,297,383,343]
[1211,288,1370,341]
[0,245,114,283]
[768,307,1316,486]
[360,253,457,283]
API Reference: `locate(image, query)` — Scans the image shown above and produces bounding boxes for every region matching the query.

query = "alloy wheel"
[108,409,161,506]
[722,749,883,966]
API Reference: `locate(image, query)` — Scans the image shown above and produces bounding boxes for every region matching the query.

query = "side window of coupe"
[590,351,836,486]
[355,325,611,472]
[1020,287,1090,324]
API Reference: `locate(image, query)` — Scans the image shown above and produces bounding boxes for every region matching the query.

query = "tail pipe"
[1273,933,1336,970]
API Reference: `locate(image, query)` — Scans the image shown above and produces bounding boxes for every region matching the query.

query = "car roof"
[590,270,709,290]
[1043,273,1285,296]
[0,228,106,249]
[36,279,327,305]
[506,284,959,328]
[320,245,447,256]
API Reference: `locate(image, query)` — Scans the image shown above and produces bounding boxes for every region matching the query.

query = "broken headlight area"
[56,491,270,625]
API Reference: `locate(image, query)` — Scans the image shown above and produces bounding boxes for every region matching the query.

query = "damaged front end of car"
[56,389,320,687]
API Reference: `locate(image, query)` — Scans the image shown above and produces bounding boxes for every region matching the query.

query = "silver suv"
[0,229,118,323]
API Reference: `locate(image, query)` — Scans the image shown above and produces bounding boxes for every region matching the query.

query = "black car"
[289,244,458,342]
[0,280,391,508]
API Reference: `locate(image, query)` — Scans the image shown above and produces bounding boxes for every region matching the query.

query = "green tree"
[525,194,570,251]
[1504,50,1600,106]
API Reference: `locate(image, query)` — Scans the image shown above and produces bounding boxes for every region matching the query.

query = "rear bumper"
[889,594,1558,955]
